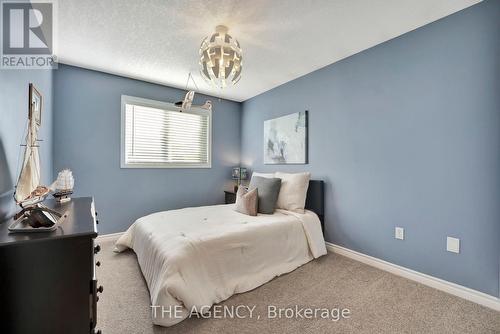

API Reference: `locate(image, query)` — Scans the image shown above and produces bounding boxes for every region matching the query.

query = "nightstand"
[224,190,236,204]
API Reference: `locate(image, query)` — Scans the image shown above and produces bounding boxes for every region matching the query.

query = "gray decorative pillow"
[248,176,282,214]
[234,187,258,216]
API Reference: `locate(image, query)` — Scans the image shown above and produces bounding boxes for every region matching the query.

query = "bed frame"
[305,180,325,233]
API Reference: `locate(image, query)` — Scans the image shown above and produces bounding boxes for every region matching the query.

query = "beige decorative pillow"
[251,172,275,179]
[275,172,311,213]
[234,187,258,216]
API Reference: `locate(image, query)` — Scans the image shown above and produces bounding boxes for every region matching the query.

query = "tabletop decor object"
[231,167,248,192]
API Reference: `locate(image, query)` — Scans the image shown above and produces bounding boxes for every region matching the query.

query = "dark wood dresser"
[0,197,102,334]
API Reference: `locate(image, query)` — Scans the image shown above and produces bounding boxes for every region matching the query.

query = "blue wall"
[3,0,497,299]
[0,69,53,219]
[241,1,500,297]
[53,64,241,234]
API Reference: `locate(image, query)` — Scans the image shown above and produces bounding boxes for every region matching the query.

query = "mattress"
[115,204,326,327]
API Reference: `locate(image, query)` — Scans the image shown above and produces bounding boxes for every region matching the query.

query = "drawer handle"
[94,244,101,254]
[96,261,101,267]
[97,285,103,293]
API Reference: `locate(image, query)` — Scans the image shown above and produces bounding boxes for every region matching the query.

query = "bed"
[115,180,327,327]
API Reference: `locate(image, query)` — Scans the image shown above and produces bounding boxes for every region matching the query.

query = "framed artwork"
[264,110,308,164]
[29,83,42,126]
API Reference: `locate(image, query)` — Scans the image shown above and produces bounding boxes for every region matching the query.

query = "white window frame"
[120,95,212,169]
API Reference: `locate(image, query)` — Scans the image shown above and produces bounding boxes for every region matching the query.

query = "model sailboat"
[10,84,62,230]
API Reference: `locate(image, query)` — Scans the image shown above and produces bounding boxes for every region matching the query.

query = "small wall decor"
[264,110,308,164]
[29,83,42,126]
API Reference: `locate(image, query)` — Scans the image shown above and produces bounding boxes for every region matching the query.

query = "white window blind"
[121,96,211,168]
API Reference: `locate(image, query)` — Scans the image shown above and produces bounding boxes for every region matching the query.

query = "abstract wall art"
[263,111,308,164]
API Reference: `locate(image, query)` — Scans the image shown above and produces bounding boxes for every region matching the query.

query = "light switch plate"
[447,237,460,253]
[395,227,404,240]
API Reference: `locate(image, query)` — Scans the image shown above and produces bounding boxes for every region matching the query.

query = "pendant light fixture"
[199,25,242,89]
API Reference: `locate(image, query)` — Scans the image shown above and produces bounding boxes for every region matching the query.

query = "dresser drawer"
[0,197,100,334]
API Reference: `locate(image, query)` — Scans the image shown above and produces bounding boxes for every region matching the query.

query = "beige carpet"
[96,237,500,334]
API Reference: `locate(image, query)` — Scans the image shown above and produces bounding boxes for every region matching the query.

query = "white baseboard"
[326,242,500,311]
[95,233,499,311]
[97,231,124,242]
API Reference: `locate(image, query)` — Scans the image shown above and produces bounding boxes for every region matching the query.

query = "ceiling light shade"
[199,25,242,89]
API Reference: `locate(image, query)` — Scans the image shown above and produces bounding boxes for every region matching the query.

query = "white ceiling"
[57,0,481,102]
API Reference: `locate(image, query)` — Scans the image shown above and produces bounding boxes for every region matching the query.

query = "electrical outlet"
[447,237,460,253]
[395,227,404,240]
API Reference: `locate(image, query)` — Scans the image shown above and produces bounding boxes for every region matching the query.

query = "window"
[121,95,211,168]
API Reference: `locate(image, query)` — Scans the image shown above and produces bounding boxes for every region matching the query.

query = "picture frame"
[29,83,42,126]
[263,110,308,164]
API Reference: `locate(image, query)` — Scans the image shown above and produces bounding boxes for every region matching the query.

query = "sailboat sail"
[14,105,41,203]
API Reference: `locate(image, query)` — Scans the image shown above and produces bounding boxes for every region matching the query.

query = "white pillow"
[275,172,311,213]
[251,172,275,179]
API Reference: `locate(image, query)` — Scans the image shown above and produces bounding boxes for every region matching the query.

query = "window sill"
[120,163,212,169]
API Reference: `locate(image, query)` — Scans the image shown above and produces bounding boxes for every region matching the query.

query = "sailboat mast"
[14,86,42,204]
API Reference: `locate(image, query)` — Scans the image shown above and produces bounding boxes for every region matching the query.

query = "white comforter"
[115,204,326,327]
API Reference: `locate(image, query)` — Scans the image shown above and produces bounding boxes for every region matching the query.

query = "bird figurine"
[175,90,212,112]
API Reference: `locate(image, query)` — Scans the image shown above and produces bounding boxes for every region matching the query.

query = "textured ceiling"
[57,0,481,102]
